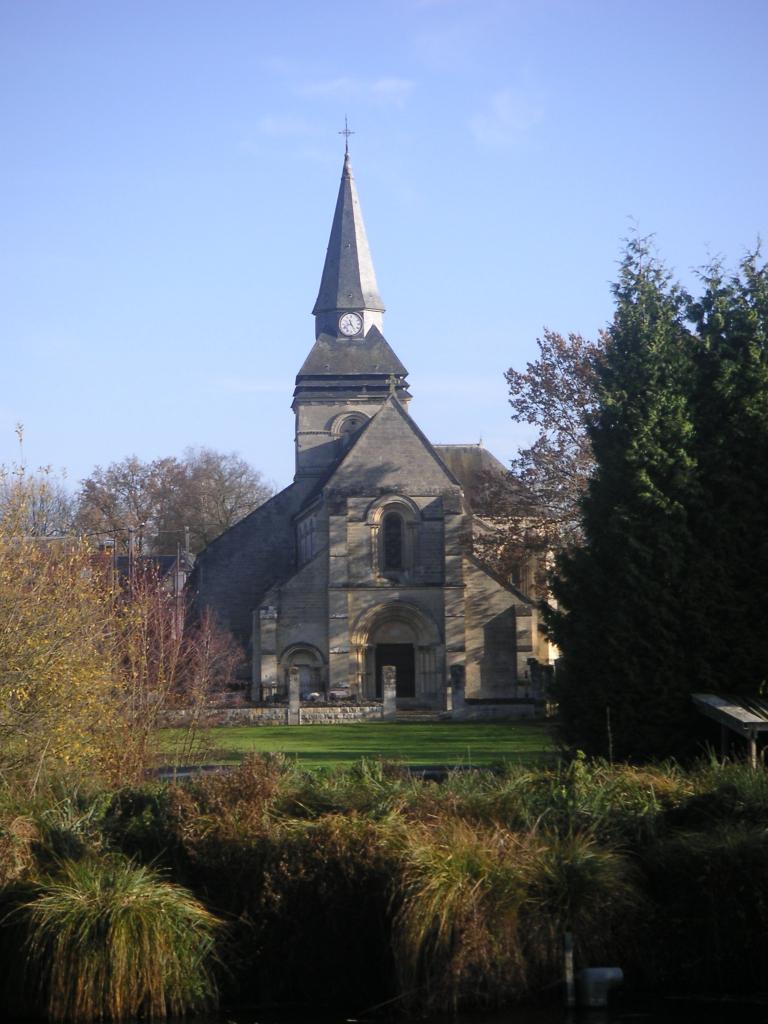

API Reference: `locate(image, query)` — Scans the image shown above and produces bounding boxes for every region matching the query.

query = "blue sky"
[2,0,767,491]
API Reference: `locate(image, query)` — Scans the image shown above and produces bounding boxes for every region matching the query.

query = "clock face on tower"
[338,311,363,337]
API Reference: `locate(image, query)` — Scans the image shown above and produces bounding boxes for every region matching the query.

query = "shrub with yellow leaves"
[0,483,121,786]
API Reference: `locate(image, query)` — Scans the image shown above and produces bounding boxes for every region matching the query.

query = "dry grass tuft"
[0,816,39,886]
[393,819,529,1009]
[19,854,220,1022]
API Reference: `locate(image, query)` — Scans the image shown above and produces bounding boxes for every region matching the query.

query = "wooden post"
[382,665,397,721]
[564,930,575,1008]
[749,730,757,769]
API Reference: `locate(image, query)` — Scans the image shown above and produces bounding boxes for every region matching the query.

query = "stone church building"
[192,150,551,707]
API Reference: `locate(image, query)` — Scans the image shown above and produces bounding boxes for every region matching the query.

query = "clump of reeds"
[397,758,690,845]
[19,854,220,1022]
[278,756,417,820]
[0,782,110,884]
[393,818,530,1009]
[392,814,645,1011]
[34,790,112,866]
[101,783,187,866]
[519,828,645,981]
[672,755,768,828]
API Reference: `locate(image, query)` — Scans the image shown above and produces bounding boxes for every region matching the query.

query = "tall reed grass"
[393,816,644,1010]
[19,855,220,1022]
[393,818,529,1008]
[5,753,768,1017]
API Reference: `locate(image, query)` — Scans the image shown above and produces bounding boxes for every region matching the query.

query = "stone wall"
[463,555,537,697]
[159,703,385,728]
[452,700,545,720]
[190,480,313,644]
[159,700,547,727]
[276,552,329,659]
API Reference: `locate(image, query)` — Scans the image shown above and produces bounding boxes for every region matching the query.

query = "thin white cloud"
[370,78,415,107]
[255,115,318,138]
[259,55,302,75]
[416,371,508,398]
[298,77,355,99]
[297,76,415,107]
[411,20,481,71]
[470,88,543,148]
[209,377,285,395]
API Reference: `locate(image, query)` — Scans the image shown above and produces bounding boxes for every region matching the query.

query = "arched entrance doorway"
[373,619,416,698]
[280,644,325,699]
[351,602,444,706]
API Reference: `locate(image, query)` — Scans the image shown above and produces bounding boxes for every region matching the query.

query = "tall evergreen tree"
[685,252,768,694]
[546,239,700,759]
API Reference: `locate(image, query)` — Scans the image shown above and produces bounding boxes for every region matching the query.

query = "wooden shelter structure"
[692,693,768,767]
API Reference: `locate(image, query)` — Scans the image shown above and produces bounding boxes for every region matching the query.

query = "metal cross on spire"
[339,115,355,154]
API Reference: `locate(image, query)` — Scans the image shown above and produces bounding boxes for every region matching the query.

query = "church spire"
[293,145,410,480]
[312,149,385,326]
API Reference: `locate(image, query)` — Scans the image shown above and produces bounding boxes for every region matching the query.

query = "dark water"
[9,1001,762,1024]
[163,1003,768,1024]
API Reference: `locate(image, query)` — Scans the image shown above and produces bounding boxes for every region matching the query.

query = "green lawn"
[159,719,557,769]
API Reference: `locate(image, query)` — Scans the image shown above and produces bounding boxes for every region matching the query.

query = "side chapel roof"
[433,444,512,512]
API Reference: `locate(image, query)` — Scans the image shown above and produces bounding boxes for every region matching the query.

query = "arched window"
[382,512,404,570]
[339,414,367,436]
[331,413,369,449]
[367,495,420,580]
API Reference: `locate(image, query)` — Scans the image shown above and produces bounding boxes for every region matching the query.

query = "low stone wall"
[453,700,547,721]
[159,703,384,728]
[159,699,548,728]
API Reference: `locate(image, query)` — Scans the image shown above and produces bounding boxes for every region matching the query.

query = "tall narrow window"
[383,512,404,570]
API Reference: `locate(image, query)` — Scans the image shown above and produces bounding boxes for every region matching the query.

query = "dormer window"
[382,512,404,570]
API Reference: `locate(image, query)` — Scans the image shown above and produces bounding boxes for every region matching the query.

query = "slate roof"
[296,324,407,379]
[115,553,194,577]
[434,444,512,511]
[312,151,385,315]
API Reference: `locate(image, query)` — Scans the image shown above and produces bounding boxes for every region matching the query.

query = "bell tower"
[292,148,411,480]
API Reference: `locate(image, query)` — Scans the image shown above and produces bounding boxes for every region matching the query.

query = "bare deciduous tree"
[157,447,274,553]
[470,330,603,593]
[77,449,273,554]
[505,328,602,547]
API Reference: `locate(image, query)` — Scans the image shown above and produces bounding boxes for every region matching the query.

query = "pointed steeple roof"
[312,151,385,315]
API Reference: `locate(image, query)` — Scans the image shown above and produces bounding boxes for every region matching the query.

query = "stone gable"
[326,398,461,498]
